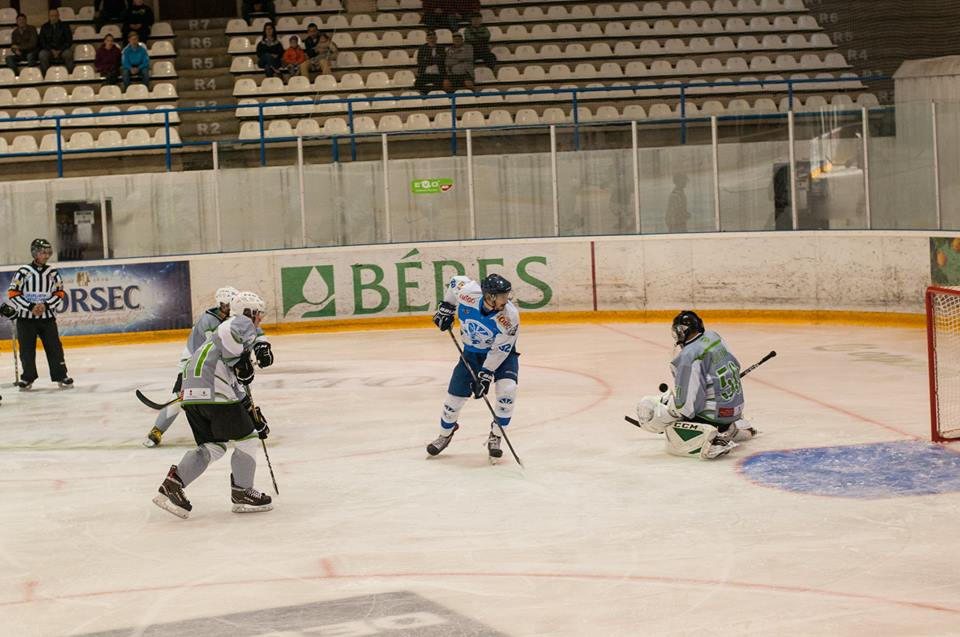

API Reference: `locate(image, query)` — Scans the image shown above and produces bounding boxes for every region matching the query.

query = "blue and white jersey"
[444,276,519,372]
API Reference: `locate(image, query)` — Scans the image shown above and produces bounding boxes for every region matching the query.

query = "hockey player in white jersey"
[152,291,273,519]
[428,273,520,461]
[143,286,273,447]
[635,311,757,460]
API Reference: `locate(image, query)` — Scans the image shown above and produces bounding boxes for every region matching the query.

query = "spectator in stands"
[123,0,154,44]
[95,0,129,33]
[38,9,74,76]
[421,0,455,31]
[5,13,38,78]
[302,24,337,77]
[281,35,306,78]
[121,30,150,90]
[442,32,474,92]
[256,22,284,78]
[414,30,445,94]
[448,0,481,28]
[243,0,277,25]
[95,32,121,85]
[665,173,690,233]
[464,15,495,69]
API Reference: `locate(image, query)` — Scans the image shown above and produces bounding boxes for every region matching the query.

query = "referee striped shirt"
[7,263,66,320]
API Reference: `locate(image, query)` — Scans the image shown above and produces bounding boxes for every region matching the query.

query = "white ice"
[1,321,959,636]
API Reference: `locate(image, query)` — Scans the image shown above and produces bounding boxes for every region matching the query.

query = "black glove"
[254,341,273,368]
[472,368,493,399]
[433,301,456,331]
[235,354,255,385]
[253,406,269,439]
[0,304,15,319]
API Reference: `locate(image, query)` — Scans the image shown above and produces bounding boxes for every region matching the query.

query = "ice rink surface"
[2,320,959,636]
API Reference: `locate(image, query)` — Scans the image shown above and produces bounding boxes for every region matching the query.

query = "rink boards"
[0,231,940,342]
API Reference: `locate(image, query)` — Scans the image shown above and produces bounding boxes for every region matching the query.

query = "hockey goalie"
[636,311,758,460]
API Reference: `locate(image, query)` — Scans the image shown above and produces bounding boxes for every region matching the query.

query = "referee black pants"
[16,318,68,383]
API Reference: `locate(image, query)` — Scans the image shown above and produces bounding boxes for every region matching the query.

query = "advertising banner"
[277,244,574,322]
[931,237,960,285]
[0,261,192,338]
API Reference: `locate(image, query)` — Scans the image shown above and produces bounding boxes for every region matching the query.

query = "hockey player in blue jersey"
[428,273,520,462]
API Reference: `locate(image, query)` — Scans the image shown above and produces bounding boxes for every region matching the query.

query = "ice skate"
[426,423,459,456]
[487,431,503,464]
[152,465,192,519]
[57,377,74,389]
[16,380,33,391]
[231,475,273,513]
[143,427,163,448]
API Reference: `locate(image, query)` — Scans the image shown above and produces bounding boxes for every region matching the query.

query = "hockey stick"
[245,384,279,495]
[625,350,777,428]
[447,329,524,468]
[135,389,180,411]
[11,320,20,385]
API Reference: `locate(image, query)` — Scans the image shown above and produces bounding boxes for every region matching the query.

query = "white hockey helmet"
[215,286,240,306]
[231,291,266,318]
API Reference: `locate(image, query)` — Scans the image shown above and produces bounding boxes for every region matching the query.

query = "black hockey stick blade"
[135,389,178,411]
[625,415,641,427]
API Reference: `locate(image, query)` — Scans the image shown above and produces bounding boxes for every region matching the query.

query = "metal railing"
[0,74,884,176]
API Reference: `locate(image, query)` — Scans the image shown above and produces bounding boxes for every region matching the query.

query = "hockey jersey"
[444,276,519,372]
[178,307,268,373]
[181,315,258,405]
[671,330,744,425]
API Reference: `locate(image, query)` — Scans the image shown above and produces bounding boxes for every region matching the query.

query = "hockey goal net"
[927,286,960,442]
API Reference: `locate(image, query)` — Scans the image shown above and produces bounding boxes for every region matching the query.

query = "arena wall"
[0,230,939,346]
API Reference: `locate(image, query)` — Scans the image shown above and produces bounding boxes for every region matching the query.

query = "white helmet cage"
[215,286,240,306]
[230,291,266,318]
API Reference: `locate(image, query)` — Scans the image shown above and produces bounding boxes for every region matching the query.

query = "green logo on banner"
[281,265,336,318]
[411,179,454,194]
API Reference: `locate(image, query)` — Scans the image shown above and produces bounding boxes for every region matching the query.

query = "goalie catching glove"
[254,342,273,368]
[433,302,456,332]
[635,391,682,434]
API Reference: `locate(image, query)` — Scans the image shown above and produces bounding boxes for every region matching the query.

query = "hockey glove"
[0,303,15,319]
[433,302,456,332]
[235,355,255,385]
[254,341,274,368]
[249,405,269,439]
[472,368,493,399]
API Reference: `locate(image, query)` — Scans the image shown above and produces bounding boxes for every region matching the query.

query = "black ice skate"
[15,380,33,391]
[143,427,163,448]
[487,431,503,463]
[231,475,273,513]
[426,423,459,456]
[152,465,192,519]
[57,377,74,389]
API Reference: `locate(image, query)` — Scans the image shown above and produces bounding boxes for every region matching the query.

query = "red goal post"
[926,286,960,442]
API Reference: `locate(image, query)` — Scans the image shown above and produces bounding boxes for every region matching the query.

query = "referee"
[6,238,73,390]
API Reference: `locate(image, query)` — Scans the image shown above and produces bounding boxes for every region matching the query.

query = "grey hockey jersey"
[181,315,258,405]
[670,330,744,425]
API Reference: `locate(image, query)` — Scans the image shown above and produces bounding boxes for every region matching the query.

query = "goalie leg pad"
[665,422,737,460]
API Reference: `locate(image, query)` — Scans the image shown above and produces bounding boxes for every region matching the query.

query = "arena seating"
[226,0,877,137]
[0,7,180,156]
